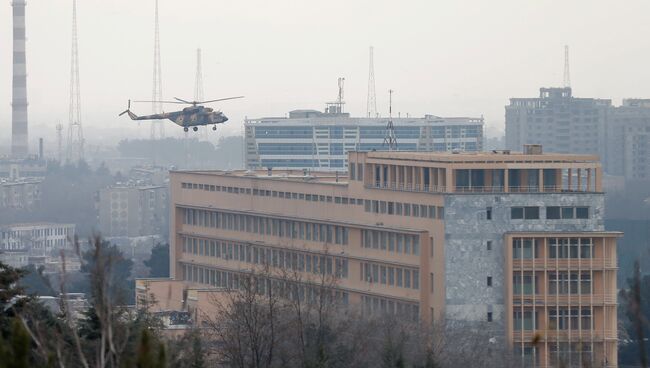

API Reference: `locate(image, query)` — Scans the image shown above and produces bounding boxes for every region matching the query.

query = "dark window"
[547,206,561,219]
[511,207,524,219]
[487,276,493,287]
[487,241,492,251]
[525,207,540,219]
[487,312,493,322]
[561,207,574,219]
[486,207,492,220]
[576,207,589,219]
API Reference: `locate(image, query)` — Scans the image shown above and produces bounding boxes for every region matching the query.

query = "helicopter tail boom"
[118,100,140,120]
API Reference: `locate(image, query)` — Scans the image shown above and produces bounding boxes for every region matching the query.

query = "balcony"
[512,258,616,270]
[366,181,446,193]
[513,329,616,342]
[512,293,617,306]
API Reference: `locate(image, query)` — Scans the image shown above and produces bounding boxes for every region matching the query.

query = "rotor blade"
[174,97,193,104]
[132,100,187,104]
[198,96,245,104]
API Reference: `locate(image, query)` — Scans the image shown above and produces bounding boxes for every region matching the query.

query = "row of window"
[182,208,349,245]
[182,236,349,278]
[513,308,592,331]
[181,182,368,208]
[360,262,420,290]
[181,263,349,305]
[513,272,592,295]
[512,238,593,259]
[360,295,419,321]
[361,229,420,256]
[510,206,589,220]
[364,199,444,220]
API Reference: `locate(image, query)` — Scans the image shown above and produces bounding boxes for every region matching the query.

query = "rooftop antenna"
[66,0,84,162]
[325,77,345,114]
[382,89,397,151]
[563,45,571,88]
[151,0,164,140]
[366,46,377,118]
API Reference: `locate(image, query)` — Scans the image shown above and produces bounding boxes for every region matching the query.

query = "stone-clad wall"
[443,192,604,337]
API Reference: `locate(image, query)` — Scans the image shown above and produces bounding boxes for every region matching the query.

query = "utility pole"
[66,0,84,162]
[382,89,397,151]
[366,46,377,118]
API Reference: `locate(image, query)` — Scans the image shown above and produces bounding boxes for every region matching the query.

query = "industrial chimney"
[11,0,29,157]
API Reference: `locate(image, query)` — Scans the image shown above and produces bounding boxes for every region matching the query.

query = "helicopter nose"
[223,116,229,122]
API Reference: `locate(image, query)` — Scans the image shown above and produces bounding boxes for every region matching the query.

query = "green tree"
[144,243,170,278]
[619,261,650,366]
[0,318,31,368]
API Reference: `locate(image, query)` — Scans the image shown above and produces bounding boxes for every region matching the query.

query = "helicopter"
[119,96,244,132]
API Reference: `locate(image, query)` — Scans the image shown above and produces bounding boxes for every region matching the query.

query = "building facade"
[98,185,168,237]
[167,146,619,367]
[245,110,484,171]
[607,99,650,180]
[505,88,611,157]
[0,222,75,253]
[506,88,650,181]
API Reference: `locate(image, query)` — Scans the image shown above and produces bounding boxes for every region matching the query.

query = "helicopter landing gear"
[183,127,188,132]
[212,125,217,131]
[193,126,198,132]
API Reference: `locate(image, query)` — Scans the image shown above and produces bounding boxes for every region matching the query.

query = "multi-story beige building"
[165,145,619,367]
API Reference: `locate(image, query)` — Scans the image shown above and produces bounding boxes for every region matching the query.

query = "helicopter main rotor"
[133,95,244,106]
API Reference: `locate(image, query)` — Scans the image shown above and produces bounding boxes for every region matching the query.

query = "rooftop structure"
[152,146,620,366]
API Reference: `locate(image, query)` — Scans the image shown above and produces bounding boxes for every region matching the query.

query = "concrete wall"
[443,192,604,337]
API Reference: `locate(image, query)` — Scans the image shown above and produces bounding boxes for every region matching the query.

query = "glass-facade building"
[245,110,485,171]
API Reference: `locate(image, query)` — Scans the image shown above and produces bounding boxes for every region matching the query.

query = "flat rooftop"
[364,150,599,164]
[172,169,346,184]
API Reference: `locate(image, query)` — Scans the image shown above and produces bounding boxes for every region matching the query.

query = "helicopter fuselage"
[125,105,228,127]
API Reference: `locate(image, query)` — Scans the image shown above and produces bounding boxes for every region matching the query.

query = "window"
[511,207,539,220]
[513,238,537,259]
[576,207,589,219]
[487,276,493,287]
[487,312,493,322]
[486,206,492,220]
[547,206,589,219]
[486,240,492,251]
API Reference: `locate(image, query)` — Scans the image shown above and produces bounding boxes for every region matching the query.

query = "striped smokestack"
[11,0,28,157]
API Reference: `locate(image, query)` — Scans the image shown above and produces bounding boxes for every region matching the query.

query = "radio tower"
[195,48,207,139]
[382,90,397,151]
[563,45,571,88]
[366,46,377,118]
[66,0,84,162]
[151,0,164,140]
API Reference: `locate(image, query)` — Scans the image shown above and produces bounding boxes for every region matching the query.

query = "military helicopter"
[119,96,244,132]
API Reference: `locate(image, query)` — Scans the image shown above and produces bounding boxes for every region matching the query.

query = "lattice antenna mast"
[194,48,204,101]
[563,45,571,88]
[366,46,377,118]
[337,77,345,113]
[382,89,397,151]
[195,48,208,140]
[151,0,164,139]
[66,0,84,162]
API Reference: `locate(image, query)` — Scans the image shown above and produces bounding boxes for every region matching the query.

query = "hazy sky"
[2,0,650,151]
